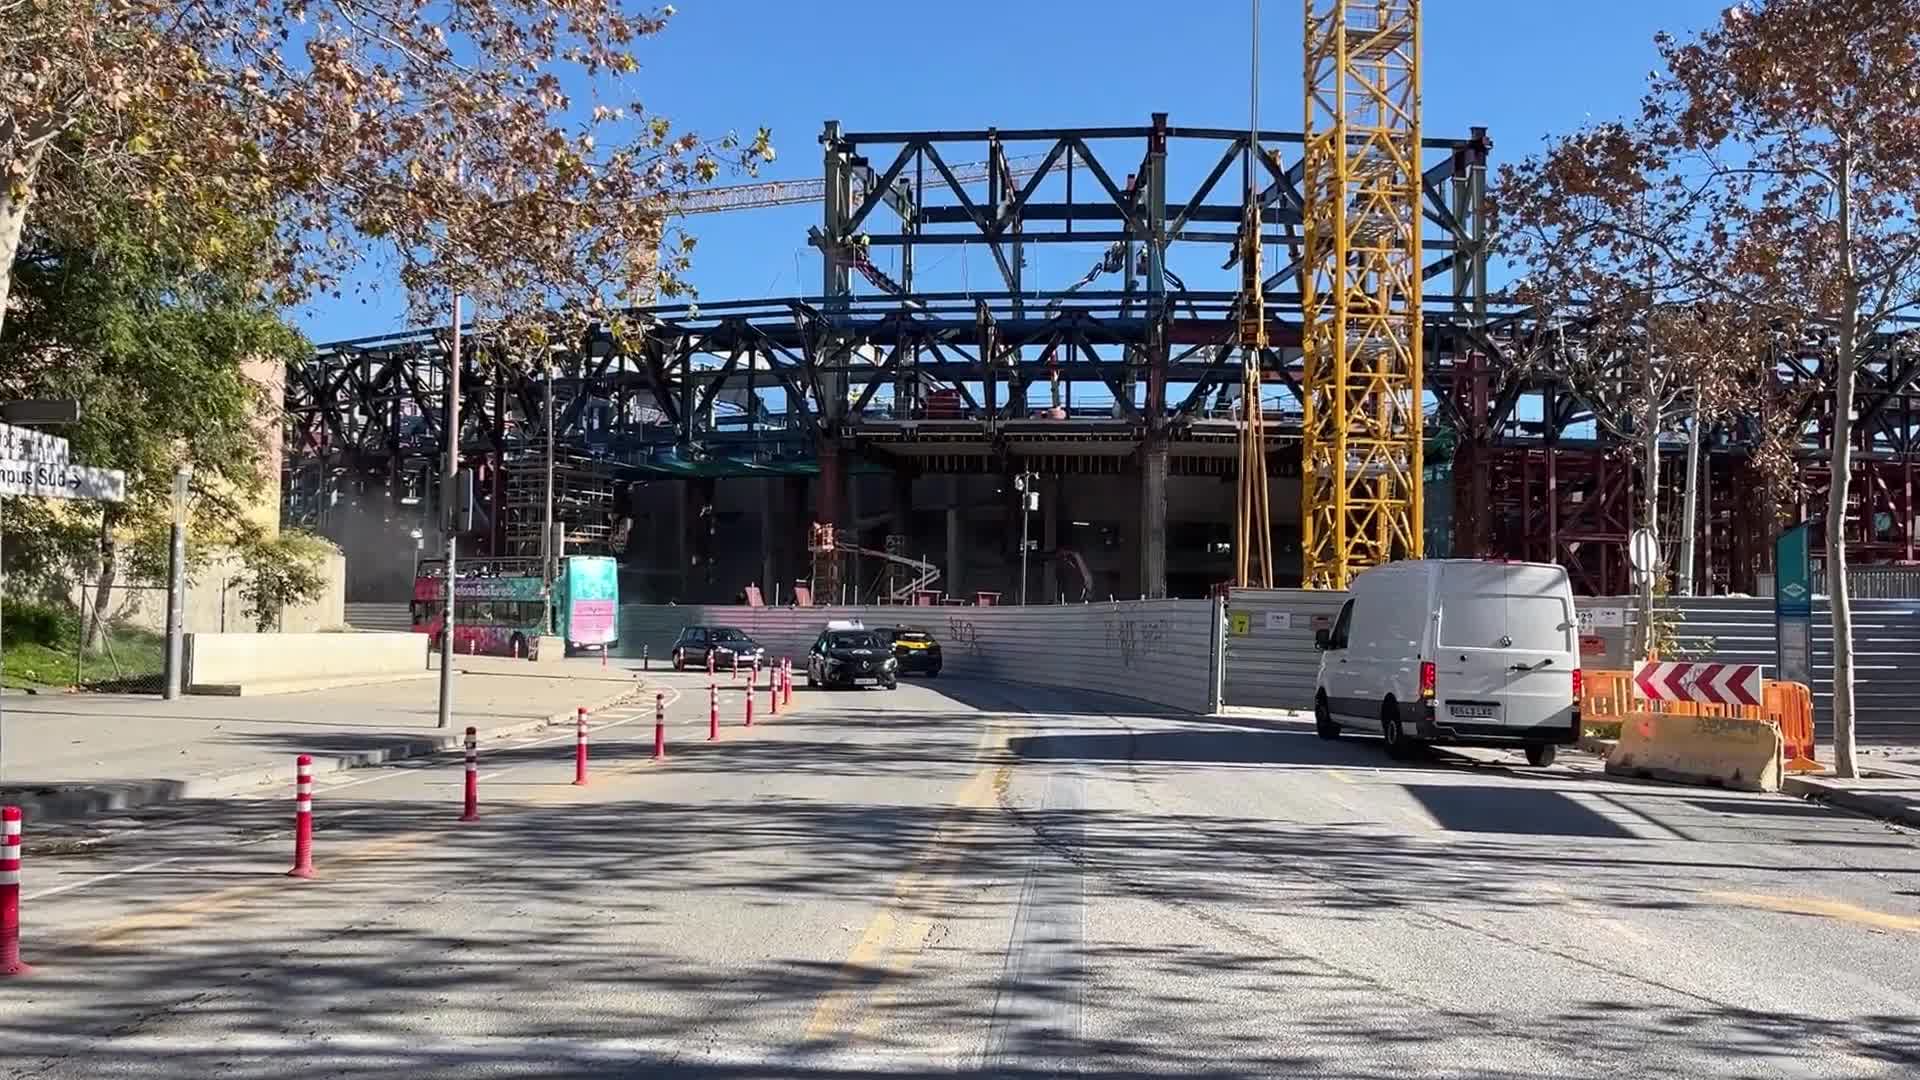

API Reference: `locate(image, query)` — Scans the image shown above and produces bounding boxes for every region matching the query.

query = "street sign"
[1632,660,1763,706]
[1628,528,1659,573]
[1264,611,1292,631]
[0,459,126,501]
[0,421,70,465]
[1775,523,1813,686]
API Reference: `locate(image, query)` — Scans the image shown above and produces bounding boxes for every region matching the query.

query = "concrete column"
[1140,439,1169,599]
[945,476,964,600]
[673,479,689,602]
[815,437,843,530]
[1042,476,1060,603]
[760,478,776,602]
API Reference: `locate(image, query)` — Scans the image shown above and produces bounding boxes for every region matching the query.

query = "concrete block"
[530,635,566,664]
[1605,711,1784,792]
[185,631,427,695]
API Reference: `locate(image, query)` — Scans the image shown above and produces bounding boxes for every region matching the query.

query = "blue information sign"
[1775,523,1812,685]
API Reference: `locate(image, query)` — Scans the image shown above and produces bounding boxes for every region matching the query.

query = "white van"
[1312,559,1581,766]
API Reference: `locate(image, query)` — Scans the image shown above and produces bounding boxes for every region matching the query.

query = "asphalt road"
[1,673,1917,1078]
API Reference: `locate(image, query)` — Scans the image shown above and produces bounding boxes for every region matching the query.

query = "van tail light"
[1571,668,1583,699]
[1419,661,1436,699]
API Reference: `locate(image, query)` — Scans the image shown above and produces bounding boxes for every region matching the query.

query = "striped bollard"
[783,658,793,706]
[745,679,755,728]
[1,806,29,976]
[768,665,778,715]
[653,692,667,760]
[708,680,719,741]
[707,650,715,677]
[289,755,316,879]
[733,652,741,682]
[460,726,480,821]
[573,707,589,786]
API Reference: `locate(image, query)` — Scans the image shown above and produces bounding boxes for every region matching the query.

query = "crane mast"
[1300,0,1425,589]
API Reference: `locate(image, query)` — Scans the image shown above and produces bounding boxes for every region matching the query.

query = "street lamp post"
[1016,470,1039,605]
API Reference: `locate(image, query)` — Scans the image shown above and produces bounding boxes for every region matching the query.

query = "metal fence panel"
[1576,595,1920,743]
[617,600,1218,714]
[1220,589,1351,712]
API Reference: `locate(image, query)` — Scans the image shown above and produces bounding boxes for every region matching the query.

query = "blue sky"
[288,0,1729,343]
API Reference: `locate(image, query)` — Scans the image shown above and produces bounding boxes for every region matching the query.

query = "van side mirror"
[1314,629,1331,651]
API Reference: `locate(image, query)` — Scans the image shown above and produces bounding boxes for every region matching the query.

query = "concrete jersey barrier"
[185,631,427,695]
[617,600,1219,714]
[1605,712,1785,792]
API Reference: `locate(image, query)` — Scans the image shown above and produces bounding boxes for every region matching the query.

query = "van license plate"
[1449,703,1499,719]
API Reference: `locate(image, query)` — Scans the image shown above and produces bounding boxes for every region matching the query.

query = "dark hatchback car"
[873,626,942,677]
[806,628,898,690]
[670,626,766,671]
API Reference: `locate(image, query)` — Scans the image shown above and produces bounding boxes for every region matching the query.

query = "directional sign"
[0,459,126,502]
[0,421,69,465]
[1633,660,1763,706]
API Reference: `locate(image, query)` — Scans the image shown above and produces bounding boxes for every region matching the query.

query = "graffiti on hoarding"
[946,616,983,657]
[1105,616,1169,670]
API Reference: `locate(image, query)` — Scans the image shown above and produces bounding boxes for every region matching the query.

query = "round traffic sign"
[1628,528,1659,573]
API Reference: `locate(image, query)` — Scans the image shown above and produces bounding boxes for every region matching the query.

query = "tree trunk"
[0,145,45,343]
[1677,395,1703,595]
[1634,346,1660,659]
[87,510,120,650]
[1829,146,1861,780]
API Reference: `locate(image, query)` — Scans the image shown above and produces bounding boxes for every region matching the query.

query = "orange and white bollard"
[768,665,778,716]
[573,707,589,786]
[289,755,316,879]
[783,658,793,706]
[460,726,480,822]
[708,680,719,741]
[745,679,755,727]
[653,691,667,760]
[1,805,29,976]
[707,650,715,677]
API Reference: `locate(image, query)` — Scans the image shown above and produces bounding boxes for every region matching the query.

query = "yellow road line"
[803,723,1010,1042]
[1706,890,1920,934]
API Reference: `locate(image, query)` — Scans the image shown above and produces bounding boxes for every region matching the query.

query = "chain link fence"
[1,580,168,694]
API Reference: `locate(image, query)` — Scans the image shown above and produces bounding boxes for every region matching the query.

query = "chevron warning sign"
[1632,661,1764,706]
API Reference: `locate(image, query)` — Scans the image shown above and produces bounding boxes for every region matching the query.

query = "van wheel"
[1314,693,1340,740]
[1380,701,1416,760]
[1525,743,1557,768]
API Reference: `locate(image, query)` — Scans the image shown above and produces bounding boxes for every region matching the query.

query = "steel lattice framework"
[1300,0,1424,589]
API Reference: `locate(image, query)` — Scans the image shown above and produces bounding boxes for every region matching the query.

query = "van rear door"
[1434,563,1577,732]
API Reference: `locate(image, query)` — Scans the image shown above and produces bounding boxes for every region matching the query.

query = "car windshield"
[711,629,749,643]
[895,631,931,641]
[827,632,879,649]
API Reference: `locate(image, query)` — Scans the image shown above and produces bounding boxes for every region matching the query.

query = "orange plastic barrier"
[1579,668,1820,773]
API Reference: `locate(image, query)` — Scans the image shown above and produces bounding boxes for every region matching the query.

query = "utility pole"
[162,465,191,699]
[542,361,556,635]
[437,297,461,730]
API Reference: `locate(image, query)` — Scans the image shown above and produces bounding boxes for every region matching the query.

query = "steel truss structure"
[285,114,1920,596]
[286,117,1496,580]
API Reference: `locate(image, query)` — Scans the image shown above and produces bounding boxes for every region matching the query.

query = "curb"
[1783,776,1920,830]
[1,680,647,825]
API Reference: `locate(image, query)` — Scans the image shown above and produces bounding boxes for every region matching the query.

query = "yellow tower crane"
[1300,0,1424,589]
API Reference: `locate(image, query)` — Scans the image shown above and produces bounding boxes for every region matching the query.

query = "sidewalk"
[0,657,644,822]
[1783,743,1920,830]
